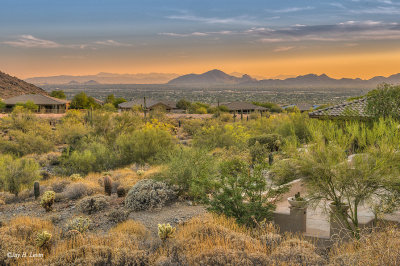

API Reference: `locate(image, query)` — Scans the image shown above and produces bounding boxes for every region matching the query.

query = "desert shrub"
[51,180,70,193]
[270,238,325,265]
[194,124,250,150]
[125,179,177,211]
[208,159,278,226]
[157,147,217,201]
[107,209,129,224]
[248,133,282,152]
[117,126,174,166]
[219,113,233,122]
[174,214,270,264]
[41,191,56,212]
[0,155,40,196]
[192,248,272,266]
[77,195,109,214]
[109,220,149,238]
[60,183,92,200]
[47,245,149,266]
[330,226,400,265]
[0,130,55,156]
[0,217,54,265]
[182,119,206,136]
[65,216,91,234]
[270,158,301,185]
[60,140,118,175]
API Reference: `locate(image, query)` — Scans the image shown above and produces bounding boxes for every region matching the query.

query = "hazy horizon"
[1,0,400,79]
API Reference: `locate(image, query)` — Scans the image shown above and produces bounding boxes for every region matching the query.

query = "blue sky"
[1,0,400,78]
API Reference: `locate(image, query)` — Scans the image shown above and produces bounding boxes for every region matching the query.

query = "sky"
[1,0,400,79]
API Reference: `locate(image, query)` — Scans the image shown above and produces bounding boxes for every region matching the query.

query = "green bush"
[157,147,217,201]
[0,155,40,196]
[194,124,250,150]
[117,127,174,166]
[208,159,278,226]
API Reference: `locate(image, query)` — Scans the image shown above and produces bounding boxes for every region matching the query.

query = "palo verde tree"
[281,138,400,238]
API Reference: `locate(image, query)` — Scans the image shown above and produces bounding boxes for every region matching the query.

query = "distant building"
[119,98,178,112]
[217,101,268,114]
[92,97,104,106]
[3,94,70,113]
[308,98,370,119]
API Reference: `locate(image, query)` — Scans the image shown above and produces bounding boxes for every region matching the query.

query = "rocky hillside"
[0,71,47,99]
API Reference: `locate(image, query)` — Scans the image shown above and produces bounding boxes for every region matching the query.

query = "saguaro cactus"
[104,176,112,196]
[34,181,40,199]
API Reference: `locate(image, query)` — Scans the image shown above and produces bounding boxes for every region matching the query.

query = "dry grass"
[109,220,150,239]
[330,225,400,265]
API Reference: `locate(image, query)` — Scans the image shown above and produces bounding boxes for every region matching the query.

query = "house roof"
[3,94,69,105]
[218,102,268,111]
[119,99,176,109]
[309,98,370,119]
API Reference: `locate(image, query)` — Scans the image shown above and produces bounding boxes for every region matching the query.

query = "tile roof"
[308,98,370,118]
[3,94,69,105]
[119,99,176,109]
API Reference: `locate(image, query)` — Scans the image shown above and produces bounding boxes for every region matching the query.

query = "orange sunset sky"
[1,0,400,80]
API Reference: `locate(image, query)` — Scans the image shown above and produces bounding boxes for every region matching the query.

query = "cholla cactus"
[70,174,83,181]
[137,169,145,176]
[35,231,52,249]
[158,223,176,243]
[40,191,56,212]
[67,216,91,234]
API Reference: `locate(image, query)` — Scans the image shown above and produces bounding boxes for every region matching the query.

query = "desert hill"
[0,71,47,99]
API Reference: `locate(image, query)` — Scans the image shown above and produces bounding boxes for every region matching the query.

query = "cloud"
[3,35,61,48]
[159,30,233,37]
[2,35,132,49]
[253,20,400,43]
[94,40,131,47]
[161,20,400,43]
[165,14,256,25]
[269,6,315,13]
[273,46,294,52]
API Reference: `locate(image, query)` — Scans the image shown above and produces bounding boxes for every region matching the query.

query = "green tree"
[50,90,66,99]
[366,84,400,119]
[0,100,5,111]
[113,97,127,108]
[176,99,191,110]
[105,94,116,104]
[208,159,280,226]
[70,92,100,109]
[285,141,400,238]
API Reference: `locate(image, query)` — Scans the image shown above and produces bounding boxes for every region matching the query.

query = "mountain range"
[25,69,400,89]
[167,69,400,89]
[25,72,179,85]
[0,71,47,99]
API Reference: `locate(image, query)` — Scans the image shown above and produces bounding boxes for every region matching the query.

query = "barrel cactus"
[104,176,112,196]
